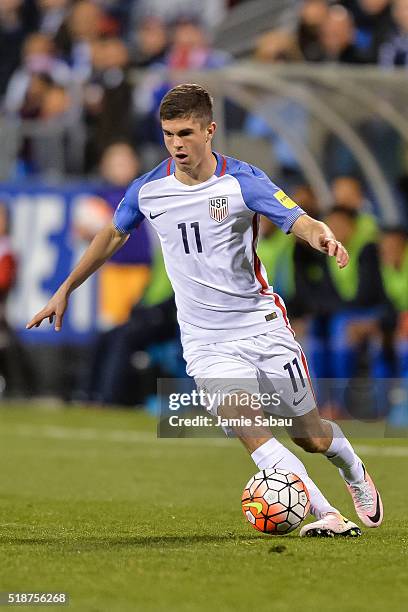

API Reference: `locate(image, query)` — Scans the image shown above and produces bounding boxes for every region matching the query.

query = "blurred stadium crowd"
[3,0,408,175]
[0,1,407,423]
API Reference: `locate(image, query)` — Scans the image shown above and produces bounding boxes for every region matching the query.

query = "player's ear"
[206,121,217,142]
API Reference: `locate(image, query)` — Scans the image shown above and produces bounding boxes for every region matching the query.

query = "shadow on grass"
[0,533,290,549]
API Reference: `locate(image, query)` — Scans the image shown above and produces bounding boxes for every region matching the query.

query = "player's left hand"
[318,234,349,269]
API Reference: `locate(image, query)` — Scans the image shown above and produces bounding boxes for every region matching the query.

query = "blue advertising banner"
[0,182,102,344]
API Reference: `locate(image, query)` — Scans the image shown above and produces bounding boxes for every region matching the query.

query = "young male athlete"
[27,84,383,537]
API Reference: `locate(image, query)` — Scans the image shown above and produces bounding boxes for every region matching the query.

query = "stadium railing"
[214,0,300,56]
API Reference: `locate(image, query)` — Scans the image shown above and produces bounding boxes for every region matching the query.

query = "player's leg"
[289,407,383,527]
[240,325,380,530]
[185,341,360,536]
[289,407,364,482]
[217,392,360,536]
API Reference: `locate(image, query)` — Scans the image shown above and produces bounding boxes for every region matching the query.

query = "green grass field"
[0,404,407,612]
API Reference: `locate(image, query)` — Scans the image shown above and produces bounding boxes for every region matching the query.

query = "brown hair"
[159,83,213,126]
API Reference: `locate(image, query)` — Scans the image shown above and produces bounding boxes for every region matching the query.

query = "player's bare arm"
[26,223,129,331]
[291,214,349,269]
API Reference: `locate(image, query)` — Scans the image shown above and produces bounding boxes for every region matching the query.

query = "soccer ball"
[241,468,310,534]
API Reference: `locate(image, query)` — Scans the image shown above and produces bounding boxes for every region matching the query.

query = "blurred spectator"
[5,67,73,176]
[0,201,35,397]
[81,248,177,406]
[379,0,408,66]
[293,206,394,386]
[287,184,322,325]
[73,141,153,402]
[324,206,382,305]
[130,16,168,68]
[54,0,106,81]
[378,226,408,424]
[0,203,17,316]
[0,0,39,96]
[93,142,151,329]
[0,201,17,394]
[41,82,71,118]
[258,184,321,312]
[258,184,325,340]
[342,0,393,61]
[257,217,295,302]
[297,0,329,61]
[379,227,408,375]
[73,143,151,331]
[4,32,71,116]
[130,0,227,33]
[254,30,303,62]
[316,4,366,63]
[95,141,151,326]
[83,36,132,170]
[380,227,408,312]
[13,72,53,120]
[37,0,70,36]
[331,176,379,244]
[165,18,231,69]
[98,140,140,187]
[292,183,321,217]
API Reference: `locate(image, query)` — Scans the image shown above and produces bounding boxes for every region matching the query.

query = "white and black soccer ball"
[241,468,310,534]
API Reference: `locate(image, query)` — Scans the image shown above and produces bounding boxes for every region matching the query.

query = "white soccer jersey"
[113,153,305,350]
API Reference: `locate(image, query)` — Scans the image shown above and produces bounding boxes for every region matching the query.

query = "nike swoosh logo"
[293,392,307,406]
[367,491,381,523]
[243,502,263,515]
[150,211,167,219]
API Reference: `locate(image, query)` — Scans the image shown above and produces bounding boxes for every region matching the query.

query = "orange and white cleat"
[346,465,383,528]
[300,512,362,538]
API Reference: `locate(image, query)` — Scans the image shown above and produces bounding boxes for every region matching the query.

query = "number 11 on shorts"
[283,357,306,393]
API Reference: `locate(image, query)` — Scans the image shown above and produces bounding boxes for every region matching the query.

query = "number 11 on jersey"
[177,222,203,254]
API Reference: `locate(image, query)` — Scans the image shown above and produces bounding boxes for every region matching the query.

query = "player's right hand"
[26,292,68,332]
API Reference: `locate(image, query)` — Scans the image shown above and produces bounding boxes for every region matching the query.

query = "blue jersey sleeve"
[235,162,305,233]
[113,178,145,234]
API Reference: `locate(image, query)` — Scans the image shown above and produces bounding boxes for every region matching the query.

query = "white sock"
[251,438,338,520]
[323,421,364,484]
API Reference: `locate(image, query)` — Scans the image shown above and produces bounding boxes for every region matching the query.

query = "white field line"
[0,424,407,456]
[0,424,230,447]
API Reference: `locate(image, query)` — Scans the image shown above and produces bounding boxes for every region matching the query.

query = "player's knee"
[293,436,328,454]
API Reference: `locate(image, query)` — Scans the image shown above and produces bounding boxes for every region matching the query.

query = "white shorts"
[184,326,316,418]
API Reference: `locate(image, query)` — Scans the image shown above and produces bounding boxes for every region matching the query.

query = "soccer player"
[27,84,383,537]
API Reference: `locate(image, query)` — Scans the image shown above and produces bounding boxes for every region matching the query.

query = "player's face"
[161,117,216,171]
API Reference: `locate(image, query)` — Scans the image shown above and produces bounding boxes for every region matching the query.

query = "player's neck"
[174,151,217,186]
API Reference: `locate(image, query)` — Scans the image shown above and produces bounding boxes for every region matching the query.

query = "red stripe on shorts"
[300,348,317,404]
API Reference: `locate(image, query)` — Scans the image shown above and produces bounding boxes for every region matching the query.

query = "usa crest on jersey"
[209,196,229,222]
